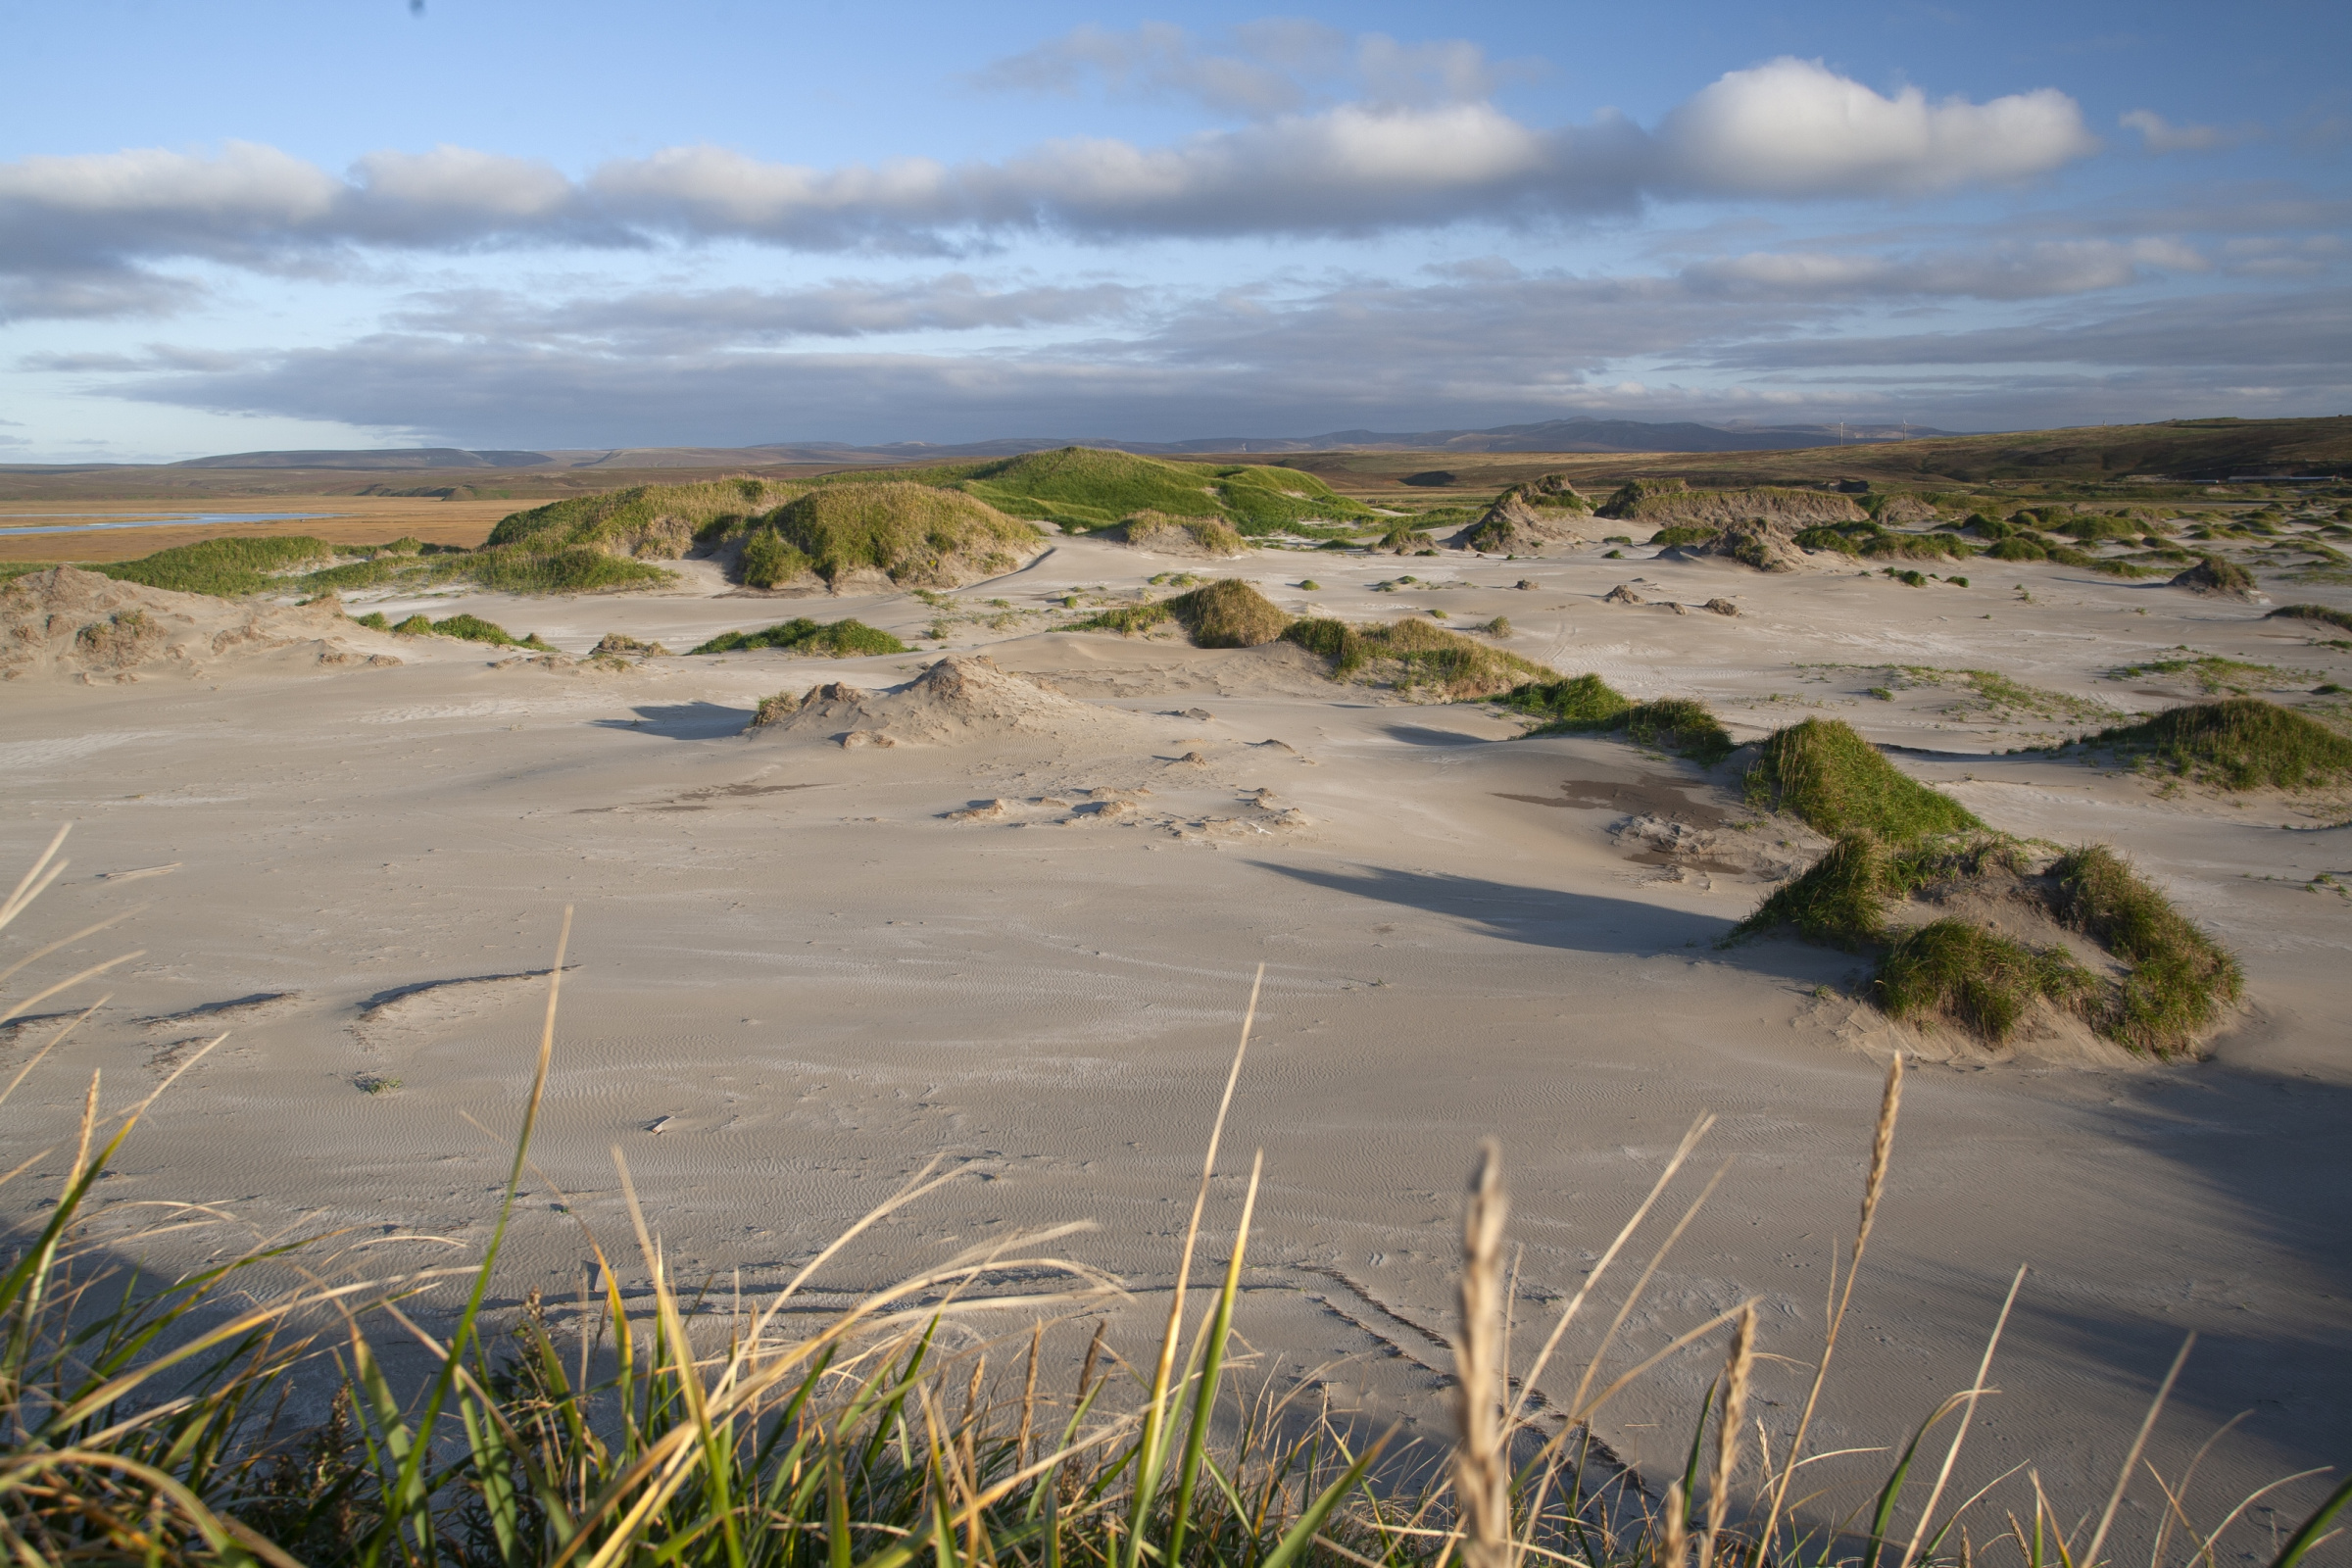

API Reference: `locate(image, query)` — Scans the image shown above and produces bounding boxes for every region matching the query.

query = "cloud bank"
[0,57,2099,320]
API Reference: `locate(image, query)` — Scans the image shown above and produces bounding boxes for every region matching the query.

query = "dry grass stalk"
[1656,1481,1690,1568]
[1454,1139,1512,1568]
[1758,1054,1902,1546]
[1696,1303,1756,1568]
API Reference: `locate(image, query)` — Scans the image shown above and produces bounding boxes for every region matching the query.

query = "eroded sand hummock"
[1,566,398,683]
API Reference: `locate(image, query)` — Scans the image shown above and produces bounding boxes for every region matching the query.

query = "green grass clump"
[1176,577,1289,646]
[1078,578,1290,647]
[1984,535,2048,561]
[2049,845,2243,1054]
[1649,524,1722,548]
[98,535,336,595]
[393,612,553,650]
[2072,697,2352,789]
[752,483,1044,588]
[690,617,907,657]
[2174,553,2258,593]
[740,529,816,588]
[1286,616,1550,699]
[1746,718,1983,842]
[1875,918,2096,1046]
[2107,650,2305,696]
[1106,512,1250,555]
[1375,526,1436,554]
[1732,834,1892,948]
[1792,526,1862,555]
[1620,698,1736,764]
[2270,603,2352,632]
[1497,674,1732,761]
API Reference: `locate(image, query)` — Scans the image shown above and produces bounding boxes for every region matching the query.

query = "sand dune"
[2,527,2347,1547]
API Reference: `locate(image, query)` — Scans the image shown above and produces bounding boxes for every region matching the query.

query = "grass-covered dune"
[825,445,1378,535]
[732,482,1048,590]
[486,476,806,557]
[1595,478,1870,528]
[2068,697,2352,790]
[1721,718,2242,1055]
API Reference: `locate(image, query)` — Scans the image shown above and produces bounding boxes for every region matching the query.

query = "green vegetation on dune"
[2072,697,2352,789]
[2270,603,2352,632]
[386,612,552,650]
[1745,718,1983,841]
[1075,577,1291,647]
[1285,615,1551,700]
[742,482,1045,589]
[689,617,907,657]
[1496,673,1736,763]
[825,445,1376,535]
[1875,919,2097,1046]
[98,535,337,595]
[2050,845,2244,1053]
[1732,834,1893,949]
[488,476,804,556]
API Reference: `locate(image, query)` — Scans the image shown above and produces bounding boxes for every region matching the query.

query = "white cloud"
[2119,109,2255,153]
[1657,58,2100,197]
[0,58,2109,319]
[1683,238,2207,300]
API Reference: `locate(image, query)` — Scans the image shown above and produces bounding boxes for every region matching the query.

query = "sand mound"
[0,566,397,683]
[2169,555,2259,600]
[750,654,1138,746]
[1657,518,1809,572]
[1101,514,1250,558]
[1597,478,1868,529]
[1453,475,1593,554]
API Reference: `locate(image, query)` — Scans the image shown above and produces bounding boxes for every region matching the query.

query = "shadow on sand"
[591,701,756,740]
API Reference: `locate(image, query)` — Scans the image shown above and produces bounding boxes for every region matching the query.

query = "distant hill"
[173,448,562,469]
[154,416,1943,472]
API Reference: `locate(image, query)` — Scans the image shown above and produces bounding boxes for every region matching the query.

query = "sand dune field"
[4,527,2348,1545]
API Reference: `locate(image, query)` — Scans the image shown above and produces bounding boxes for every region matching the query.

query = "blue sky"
[2,0,2345,460]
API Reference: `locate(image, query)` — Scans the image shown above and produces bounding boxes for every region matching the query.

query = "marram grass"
[0,830,2343,1568]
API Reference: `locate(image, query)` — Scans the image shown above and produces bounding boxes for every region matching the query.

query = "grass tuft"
[690,617,908,657]
[1498,674,1735,762]
[1874,919,2097,1046]
[390,612,553,650]
[1746,719,1983,842]
[1731,835,1893,949]
[2048,845,2244,1054]
[2269,603,2352,633]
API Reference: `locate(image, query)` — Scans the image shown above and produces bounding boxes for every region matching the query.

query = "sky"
[2,0,2347,461]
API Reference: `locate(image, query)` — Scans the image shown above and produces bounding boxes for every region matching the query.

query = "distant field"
[0,495,518,564]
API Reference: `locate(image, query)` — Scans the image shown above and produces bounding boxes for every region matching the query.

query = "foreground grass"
[0,833,2344,1566]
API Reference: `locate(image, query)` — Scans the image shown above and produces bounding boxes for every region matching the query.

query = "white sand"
[3,534,2348,1545]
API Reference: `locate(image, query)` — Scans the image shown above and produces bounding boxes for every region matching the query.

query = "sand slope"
[1,565,399,682]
